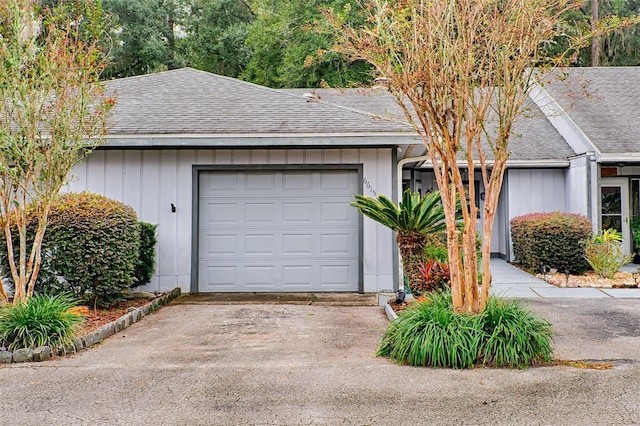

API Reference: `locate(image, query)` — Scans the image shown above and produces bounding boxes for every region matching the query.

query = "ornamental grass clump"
[379,291,553,369]
[0,293,83,351]
[378,291,481,369]
[479,298,553,368]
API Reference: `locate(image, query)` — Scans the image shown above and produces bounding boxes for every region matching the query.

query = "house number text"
[363,177,377,196]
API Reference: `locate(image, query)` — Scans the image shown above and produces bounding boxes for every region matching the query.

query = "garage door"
[198,169,360,292]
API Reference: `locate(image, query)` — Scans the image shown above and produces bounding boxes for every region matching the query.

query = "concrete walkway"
[490,258,640,299]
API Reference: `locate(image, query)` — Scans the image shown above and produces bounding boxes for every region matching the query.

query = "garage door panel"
[244,234,276,255]
[283,173,313,190]
[282,202,314,223]
[205,234,237,255]
[320,265,357,291]
[198,169,359,292]
[245,172,275,190]
[201,265,237,290]
[200,173,237,195]
[320,172,358,191]
[282,265,313,287]
[245,266,276,288]
[320,202,356,224]
[320,233,354,255]
[204,202,237,224]
[282,234,313,255]
[245,203,275,223]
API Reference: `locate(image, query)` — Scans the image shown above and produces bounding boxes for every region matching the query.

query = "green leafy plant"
[630,217,640,250]
[379,291,553,369]
[378,291,481,368]
[0,293,83,351]
[0,192,140,307]
[510,212,592,274]
[414,259,450,294]
[351,190,449,294]
[479,298,553,368]
[584,229,633,278]
[133,221,158,288]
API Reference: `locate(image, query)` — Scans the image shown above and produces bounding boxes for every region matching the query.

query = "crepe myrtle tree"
[324,0,630,313]
[0,0,115,304]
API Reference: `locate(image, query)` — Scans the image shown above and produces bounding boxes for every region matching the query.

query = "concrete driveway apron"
[1,300,640,425]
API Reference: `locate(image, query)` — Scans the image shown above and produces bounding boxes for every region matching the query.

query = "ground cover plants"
[0,293,82,351]
[379,291,553,369]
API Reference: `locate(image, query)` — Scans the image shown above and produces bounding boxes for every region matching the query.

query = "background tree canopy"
[96,0,372,87]
[63,0,640,87]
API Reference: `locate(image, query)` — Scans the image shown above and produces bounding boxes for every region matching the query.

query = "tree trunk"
[592,0,600,66]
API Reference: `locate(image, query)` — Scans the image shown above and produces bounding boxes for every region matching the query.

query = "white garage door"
[198,169,360,292]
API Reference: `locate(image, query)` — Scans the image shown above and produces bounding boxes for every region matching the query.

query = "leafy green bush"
[0,293,82,351]
[423,232,448,263]
[133,221,158,288]
[584,229,633,278]
[378,291,480,368]
[510,212,592,274]
[479,298,553,368]
[379,291,553,369]
[0,192,140,307]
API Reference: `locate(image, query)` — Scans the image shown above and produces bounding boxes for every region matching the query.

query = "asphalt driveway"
[1,299,640,425]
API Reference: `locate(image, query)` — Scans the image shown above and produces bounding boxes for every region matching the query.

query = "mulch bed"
[77,297,159,335]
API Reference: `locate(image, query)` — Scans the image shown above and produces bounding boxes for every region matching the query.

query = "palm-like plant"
[351,190,448,293]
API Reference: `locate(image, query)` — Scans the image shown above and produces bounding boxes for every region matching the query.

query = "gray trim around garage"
[190,164,365,294]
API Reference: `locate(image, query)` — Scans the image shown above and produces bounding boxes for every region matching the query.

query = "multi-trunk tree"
[325,0,627,313]
[0,0,114,304]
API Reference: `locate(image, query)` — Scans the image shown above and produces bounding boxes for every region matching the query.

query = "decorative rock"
[140,304,151,316]
[115,317,127,332]
[33,346,52,362]
[131,308,142,321]
[0,351,12,363]
[13,348,34,363]
[84,331,99,347]
[73,338,84,352]
[98,324,114,341]
[126,312,135,326]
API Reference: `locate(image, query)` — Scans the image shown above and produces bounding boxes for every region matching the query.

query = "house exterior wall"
[566,155,590,217]
[65,147,396,294]
[503,168,567,260]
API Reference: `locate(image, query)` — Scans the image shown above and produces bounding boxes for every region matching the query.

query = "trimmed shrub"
[378,291,553,369]
[510,212,592,274]
[0,293,83,351]
[0,192,140,307]
[133,221,158,288]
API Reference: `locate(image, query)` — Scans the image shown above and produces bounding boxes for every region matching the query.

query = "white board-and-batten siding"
[64,148,396,294]
[503,168,567,260]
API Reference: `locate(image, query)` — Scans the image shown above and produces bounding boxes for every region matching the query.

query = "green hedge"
[133,221,158,288]
[510,212,592,274]
[0,192,140,307]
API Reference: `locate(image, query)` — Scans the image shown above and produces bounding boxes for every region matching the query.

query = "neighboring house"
[67,67,639,295]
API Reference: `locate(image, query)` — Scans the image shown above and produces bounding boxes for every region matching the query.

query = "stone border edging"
[0,287,182,364]
[384,302,398,321]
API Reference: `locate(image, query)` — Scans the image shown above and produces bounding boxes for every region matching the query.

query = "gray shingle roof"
[104,68,411,136]
[542,67,640,154]
[103,67,573,162]
[284,88,574,162]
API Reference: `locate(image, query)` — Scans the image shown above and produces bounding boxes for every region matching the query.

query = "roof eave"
[416,159,570,169]
[100,133,420,148]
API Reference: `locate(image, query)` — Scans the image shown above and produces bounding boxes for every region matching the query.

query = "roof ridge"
[105,68,411,129]
[278,87,411,128]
